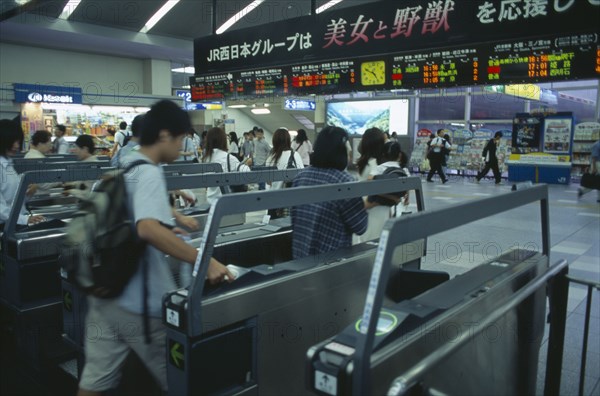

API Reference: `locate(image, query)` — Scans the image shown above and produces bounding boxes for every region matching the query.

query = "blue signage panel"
[284,99,316,111]
[176,90,192,103]
[14,83,83,104]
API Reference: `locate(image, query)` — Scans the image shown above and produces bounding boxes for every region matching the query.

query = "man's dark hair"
[31,130,52,146]
[56,124,66,133]
[130,114,145,138]
[140,100,191,146]
[437,129,445,136]
[119,121,127,130]
[312,126,349,171]
[0,119,24,157]
[75,135,95,154]
[494,131,503,138]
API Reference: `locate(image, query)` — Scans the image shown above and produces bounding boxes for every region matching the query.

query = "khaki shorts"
[78,297,167,392]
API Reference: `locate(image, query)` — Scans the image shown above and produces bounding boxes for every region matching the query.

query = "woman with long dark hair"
[291,126,372,259]
[291,129,313,166]
[266,128,304,178]
[228,131,240,158]
[201,127,252,203]
[356,127,385,181]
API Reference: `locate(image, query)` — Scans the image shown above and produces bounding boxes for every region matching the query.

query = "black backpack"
[119,130,132,147]
[60,160,150,298]
[367,166,408,207]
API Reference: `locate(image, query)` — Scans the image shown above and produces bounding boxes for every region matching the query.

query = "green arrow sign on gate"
[169,340,185,370]
[63,291,73,312]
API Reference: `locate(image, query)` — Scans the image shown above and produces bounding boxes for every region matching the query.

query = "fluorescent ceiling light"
[316,0,343,14]
[15,0,32,5]
[172,67,195,74]
[140,0,180,34]
[216,0,265,35]
[135,107,151,113]
[251,108,271,115]
[92,106,136,113]
[228,104,248,109]
[58,0,82,19]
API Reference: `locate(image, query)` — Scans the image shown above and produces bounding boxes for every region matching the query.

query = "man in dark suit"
[476,131,503,184]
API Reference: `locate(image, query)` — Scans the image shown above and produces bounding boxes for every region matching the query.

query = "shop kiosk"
[306,185,569,396]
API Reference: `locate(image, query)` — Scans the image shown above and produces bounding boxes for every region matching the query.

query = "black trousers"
[477,160,501,183]
[427,156,447,182]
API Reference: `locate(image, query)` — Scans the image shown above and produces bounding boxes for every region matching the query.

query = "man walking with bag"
[426,129,450,184]
[476,132,503,185]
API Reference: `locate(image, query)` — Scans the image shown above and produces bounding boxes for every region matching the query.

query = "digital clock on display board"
[361,60,386,86]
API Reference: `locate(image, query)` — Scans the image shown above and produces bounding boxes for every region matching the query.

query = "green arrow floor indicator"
[63,291,73,312]
[169,340,185,370]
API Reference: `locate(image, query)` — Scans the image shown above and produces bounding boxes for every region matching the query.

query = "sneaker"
[442,179,448,184]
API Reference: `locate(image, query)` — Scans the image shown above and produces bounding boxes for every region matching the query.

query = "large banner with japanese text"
[195,0,599,73]
[191,0,600,99]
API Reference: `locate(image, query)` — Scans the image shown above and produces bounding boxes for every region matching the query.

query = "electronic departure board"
[290,60,357,94]
[391,47,480,88]
[190,74,234,101]
[190,32,599,100]
[235,68,288,96]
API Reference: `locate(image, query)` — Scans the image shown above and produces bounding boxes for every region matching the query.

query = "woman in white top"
[24,130,53,158]
[265,128,305,189]
[361,141,407,242]
[355,128,385,181]
[0,120,45,227]
[228,131,240,159]
[353,128,386,244]
[290,129,313,166]
[201,127,252,204]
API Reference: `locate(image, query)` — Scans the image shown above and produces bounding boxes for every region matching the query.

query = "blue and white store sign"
[284,99,316,111]
[14,83,83,104]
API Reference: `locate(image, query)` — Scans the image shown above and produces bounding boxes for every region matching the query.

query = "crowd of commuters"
[2,99,598,394]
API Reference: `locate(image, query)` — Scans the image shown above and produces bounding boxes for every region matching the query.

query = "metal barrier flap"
[187,176,426,337]
[352,184,550,394]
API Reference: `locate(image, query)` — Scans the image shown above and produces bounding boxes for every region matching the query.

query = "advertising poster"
[512,114,543,154]
[543,117,573,154]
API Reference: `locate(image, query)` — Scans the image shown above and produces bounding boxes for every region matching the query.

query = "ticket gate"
[60,169,304,373]
[306,184,570,396]
[163,177,426,395]
[0,168,112,371]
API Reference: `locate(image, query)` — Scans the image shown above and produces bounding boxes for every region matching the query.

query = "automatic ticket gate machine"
[12,160,110,174]
[163,177,426,395]
[0,167,112,370]
[306,184,570,396]
[61,169,304,367]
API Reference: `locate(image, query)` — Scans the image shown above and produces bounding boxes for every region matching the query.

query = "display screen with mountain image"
[326,99,409,135]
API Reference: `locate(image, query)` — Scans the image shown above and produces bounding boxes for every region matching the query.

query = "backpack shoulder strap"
[122,159,152,174]
[287,151,297,168]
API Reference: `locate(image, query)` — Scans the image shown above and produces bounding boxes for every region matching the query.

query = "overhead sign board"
[195,0,599,74]
[284,99,316,111]
[14,83,83,104]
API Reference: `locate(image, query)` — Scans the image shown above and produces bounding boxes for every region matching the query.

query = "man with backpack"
[111,121,131,158]
[77,100,234,396]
